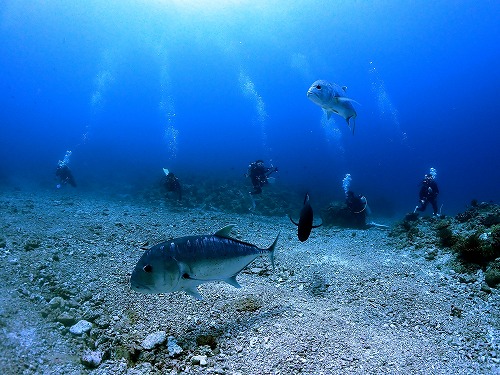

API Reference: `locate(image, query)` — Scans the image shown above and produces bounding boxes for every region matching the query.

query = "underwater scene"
[1,1,499,374]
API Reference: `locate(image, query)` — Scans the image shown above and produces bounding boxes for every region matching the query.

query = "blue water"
[1,1,498,216]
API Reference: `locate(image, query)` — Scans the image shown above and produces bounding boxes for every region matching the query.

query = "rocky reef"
[320,201,367,229]
[389,201,500,287]
[139,175,299,217]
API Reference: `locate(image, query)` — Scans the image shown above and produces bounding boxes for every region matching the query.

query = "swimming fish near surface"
[130,225,279,300]
[307,79,358,134]
[289,193,322,242]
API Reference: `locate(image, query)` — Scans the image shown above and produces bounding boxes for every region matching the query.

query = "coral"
[321,202,366,229]
[453,231,499,265]
[435,220,456,247]
[485,259,500,288]
[24,239,41,251]
[233,295,262,312]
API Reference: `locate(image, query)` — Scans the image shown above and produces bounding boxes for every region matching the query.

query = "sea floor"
[0,187,499,374]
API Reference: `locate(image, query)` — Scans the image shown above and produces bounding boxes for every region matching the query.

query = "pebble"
[57,312,76,326]
[70,320,93,335]
[141,331,167,350]
[48,296,65,308]
[191,355,208,366]
[81,349,103,368]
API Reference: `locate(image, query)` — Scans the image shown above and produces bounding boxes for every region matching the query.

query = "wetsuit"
[165,173,182,200]
[417,179,439,214]
[56,165,76,187]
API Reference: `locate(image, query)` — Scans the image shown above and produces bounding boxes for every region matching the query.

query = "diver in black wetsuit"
[246,160,278,195]
[346,190,368,227]
[55,164,76,188]
[165,172,182,200]
[416,173,439,215]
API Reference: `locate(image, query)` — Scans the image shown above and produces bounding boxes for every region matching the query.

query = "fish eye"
[316,85,321,90]
[143,264,153,273]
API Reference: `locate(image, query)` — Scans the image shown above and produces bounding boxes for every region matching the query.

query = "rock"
[48,296,65,308]
[167,336,183,357]
[57,312,76,326]
[481,282,492,294]
[450,305,463,318]
[141,330,167,350]
[70,320,93,335]
[83,308,102,322]
[81,349,103,368]
[191,355,208,366]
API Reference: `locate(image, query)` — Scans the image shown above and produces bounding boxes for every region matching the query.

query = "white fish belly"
[187,254,259,281]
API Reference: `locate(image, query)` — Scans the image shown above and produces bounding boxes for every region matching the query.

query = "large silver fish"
[130,225,279,300]
[307,79,358,134]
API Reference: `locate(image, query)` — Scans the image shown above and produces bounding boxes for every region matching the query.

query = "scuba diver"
[346,190,369,227]
[163,169,182,200]
[55,164,76,188]
[415,173,439,215]
[245,160,278,195]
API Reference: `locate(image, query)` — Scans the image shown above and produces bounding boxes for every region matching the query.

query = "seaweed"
[453,231,498,265]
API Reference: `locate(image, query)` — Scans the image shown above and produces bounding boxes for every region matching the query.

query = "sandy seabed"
[0,188,499,374]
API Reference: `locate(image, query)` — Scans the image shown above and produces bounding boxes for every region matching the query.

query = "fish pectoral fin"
[215,224,236,239]
[224,275,242,289]
[184,287,203,300]
[338,97,361,106]
[312,222,323,228]
[289,215,299,226]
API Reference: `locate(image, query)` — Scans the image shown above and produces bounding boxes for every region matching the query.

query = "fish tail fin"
[267,232,280,270]
[347,116,356,134]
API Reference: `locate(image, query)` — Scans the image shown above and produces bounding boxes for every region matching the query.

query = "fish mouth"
[306,90,317,99]
[130,279,152,293]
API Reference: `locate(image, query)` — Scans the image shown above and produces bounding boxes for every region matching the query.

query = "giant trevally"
[289,193,322,242]
[130,225,279,300]
[307,79,358,134]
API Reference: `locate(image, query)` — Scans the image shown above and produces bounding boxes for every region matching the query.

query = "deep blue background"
[1,0,498,216]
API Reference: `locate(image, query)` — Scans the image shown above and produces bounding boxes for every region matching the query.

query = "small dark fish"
[289,193,322,242]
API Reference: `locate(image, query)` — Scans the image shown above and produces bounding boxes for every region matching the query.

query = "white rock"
[70,320,92,335]
[167,336,183,357]
[141,331,167,350]
[81,349,103,368]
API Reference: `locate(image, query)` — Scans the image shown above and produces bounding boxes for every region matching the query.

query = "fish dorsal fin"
[342,86,348,92]
[214,224,236,239]
[289,215,299,226]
